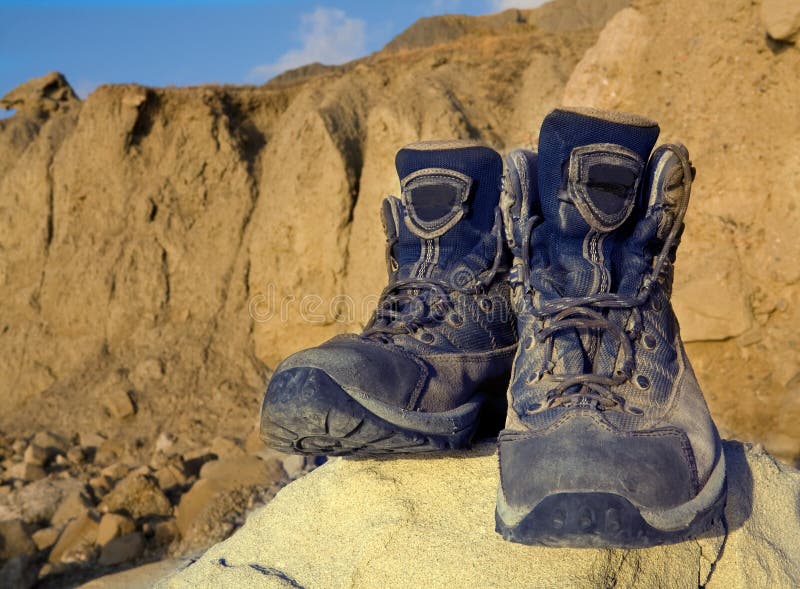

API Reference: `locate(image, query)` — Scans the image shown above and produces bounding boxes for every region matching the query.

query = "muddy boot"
[261,140,517,456]
[496,108,726,547]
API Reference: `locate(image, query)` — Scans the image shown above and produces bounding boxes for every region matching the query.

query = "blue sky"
[0,0,545,108]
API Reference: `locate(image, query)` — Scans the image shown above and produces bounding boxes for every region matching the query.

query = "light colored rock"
[762,0,800,42]
[98,532,144,566]
[131,357,165,389]
[0,477,85,524]
[31,431,69,454]
[159,442,800,589]
[6,462,46,482]
[51,487,93,525]
[49,511,99,563]
[209,437,246,460]
[100,473,172,519]
[155,432,177,454]
[23,443,49,466]
[281,455,305,480]
[102,388,136,419]
[32,526,62,550]
[199,455,283,487]
[0,518,36,560]
[78,559,189,589]
[97,512,136,546]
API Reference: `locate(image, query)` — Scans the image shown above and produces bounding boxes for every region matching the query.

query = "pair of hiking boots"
[259,107,727,548]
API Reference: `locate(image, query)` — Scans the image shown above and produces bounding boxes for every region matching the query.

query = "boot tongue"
[391,141,502,277]
[533,108,660,297]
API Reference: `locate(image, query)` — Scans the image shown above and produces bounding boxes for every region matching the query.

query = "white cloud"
[489,0,549,10]
[248,7,367,83]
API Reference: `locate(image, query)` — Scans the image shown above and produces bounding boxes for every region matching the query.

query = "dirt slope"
[1,0,799,467]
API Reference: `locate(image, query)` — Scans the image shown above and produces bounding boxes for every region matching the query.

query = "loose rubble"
[0,428,319,587]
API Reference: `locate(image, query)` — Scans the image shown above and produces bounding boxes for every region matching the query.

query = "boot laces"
[523,144,692,415]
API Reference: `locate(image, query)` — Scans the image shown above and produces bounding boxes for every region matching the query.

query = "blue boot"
[496,108,726,547]
[261,141,517,456]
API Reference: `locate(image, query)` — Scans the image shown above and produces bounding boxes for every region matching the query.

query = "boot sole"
[495,450,727,548]
[260,367,485,456]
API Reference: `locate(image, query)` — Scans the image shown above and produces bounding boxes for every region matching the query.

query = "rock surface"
[159,442,800,589]
[761,0,800,42]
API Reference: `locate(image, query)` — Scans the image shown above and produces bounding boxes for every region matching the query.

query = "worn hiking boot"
[260,141,518,456]
[496,108,726,547]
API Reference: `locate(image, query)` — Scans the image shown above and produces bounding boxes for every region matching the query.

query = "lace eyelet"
[479,297,493,313]
[634,374,651,390]
[524,336,535,351]
[642,333,657,350]
[525,402,541,414]
[628,406,644,415]
[651,298,663,312]
[419,332,434,344]
[447,313,464,327]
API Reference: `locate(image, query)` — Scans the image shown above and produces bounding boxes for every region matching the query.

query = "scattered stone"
[11,439,27,455]
[208,436,246,460]
[100,473,172,519]
[0,518,36,559]
[145,517,179,546]
[100,462,130,481]
[762,0,800,42]
[79,432,107,450]
[97,512,136,546]
[48,511,99,563]
[66,446,85,464]
[51,487,93,525]
[154,432,177,454]
[102,389,137,419]
[31,431,69,455]
[154,460,189,491]
[32,526,61,551]
[7,462,46,482]
[199,455,283,488]
[282,454,305,479]
[89,474,114,496]
[23,443,49,466]
[54,454,69,466]
[2,477,85,524]
[98,532,144,566]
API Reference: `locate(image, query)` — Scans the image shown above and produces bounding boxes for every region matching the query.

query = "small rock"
[51,487,93,525]
[145,517,179,546]
[23,444,49,466]
[209,436,246,460]
[98,532,144,566]
[32,526,61,551]
[282,455,306,479]
[762,0,800,42]
[48,511,99,563]
[100,462,130,481]
[31,432,69,455]
[200,455,283,487]
[0,519,36,560]
[100,473,172,519]
[182,449,217,478]
[54,454,69,466]
[11,440,27,455]
[96,512,136,546]
[4,477,85,524]
[66,446,85,464]
[7,462,46,482]
[79,432,107,450]
[0,554,37,589]
[154,460,188,491]
[89,474,113,496]
[102,389,137,419]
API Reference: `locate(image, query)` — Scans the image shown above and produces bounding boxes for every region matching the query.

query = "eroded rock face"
[0,0,799,474]
[157,442,800,589]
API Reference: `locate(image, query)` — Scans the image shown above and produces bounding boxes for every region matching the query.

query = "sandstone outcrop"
[159,442,800,588]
